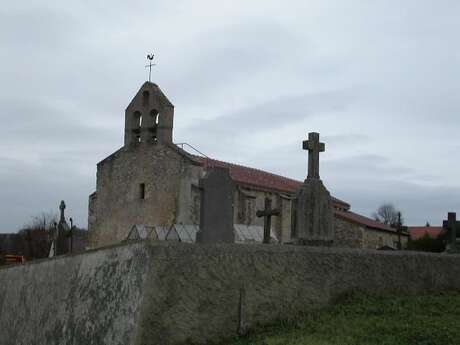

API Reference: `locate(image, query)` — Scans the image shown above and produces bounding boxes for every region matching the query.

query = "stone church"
[88,81,408,249]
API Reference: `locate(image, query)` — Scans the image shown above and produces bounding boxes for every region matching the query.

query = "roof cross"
[302,132,325,180]
[145,53,156,83]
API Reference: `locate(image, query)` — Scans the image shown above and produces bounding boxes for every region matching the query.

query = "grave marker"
[294,132,334,245]
[256,198,280,244]
[196,167,235,244]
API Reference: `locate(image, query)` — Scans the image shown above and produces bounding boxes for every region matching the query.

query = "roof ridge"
[200,156,303,184]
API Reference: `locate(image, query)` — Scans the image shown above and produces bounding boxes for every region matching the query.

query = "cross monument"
[303,132,325,180]
[256,198,280,244]
[443,212,460,252]
[294,131,334,245]
[59,200,66,223]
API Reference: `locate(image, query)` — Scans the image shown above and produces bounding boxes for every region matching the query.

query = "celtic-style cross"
[145,53,156,82]
[302,132,325,180]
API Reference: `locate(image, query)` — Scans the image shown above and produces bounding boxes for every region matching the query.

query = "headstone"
[443,212,460,253]
[49,200,71,257]
[196,167,235,243]
[256,198,280,244]
[294,132,334,245]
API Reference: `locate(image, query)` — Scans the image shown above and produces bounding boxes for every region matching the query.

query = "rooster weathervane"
[145,53,156,82]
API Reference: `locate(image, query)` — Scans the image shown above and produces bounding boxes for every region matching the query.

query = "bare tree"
[17,212,58,259]
[372,203,403,228]
[21,212,58,232]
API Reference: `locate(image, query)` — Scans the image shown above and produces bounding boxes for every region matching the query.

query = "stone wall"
[88,143,195,248]
[334,217,409,250]
[333,217,364,248]
[2,242,460,345]
[363,227,409,249]
[0,243,150,345]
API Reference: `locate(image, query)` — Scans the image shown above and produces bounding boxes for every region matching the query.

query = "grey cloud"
[183,88,355,138]
[1,0,460,232]
[0,7,78,50]
[0,157,92,232]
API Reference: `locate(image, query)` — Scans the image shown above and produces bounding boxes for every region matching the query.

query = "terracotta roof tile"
[193,156,350,208]
[335,209,407,234]
[408,227,444,240]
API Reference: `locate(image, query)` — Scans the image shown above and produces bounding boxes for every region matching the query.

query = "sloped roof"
[409,227,444,240]
[194,156,350,208]
[335,210,408,235]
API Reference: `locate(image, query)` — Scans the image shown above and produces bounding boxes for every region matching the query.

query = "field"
[217,292,460,345]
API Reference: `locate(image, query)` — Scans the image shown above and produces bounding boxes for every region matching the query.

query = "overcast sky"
[1,0,459,231]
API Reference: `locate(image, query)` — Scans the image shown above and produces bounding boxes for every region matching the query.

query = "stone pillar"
[196,167,235,244]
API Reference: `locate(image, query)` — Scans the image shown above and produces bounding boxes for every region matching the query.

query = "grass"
[216,292,460,345]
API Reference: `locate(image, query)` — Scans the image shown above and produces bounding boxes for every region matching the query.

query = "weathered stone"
[443,212,460,253]
[196,167,235,243]
[295,179,334,245]
[49,200,71,257]
[294,132,334,245]
[3,242,460,345]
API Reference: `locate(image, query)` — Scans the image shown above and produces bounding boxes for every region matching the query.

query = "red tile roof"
[194,156,350,208]
[408,227,444,240]
[335,209,407,234]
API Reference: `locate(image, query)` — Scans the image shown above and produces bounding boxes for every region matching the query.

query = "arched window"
[133,111,142,142]
[150,109,159,142]
[142,91,149,106]
[150,109,159,125]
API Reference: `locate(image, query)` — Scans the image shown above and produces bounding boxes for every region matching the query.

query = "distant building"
[88,81,408,250]
[409,226,445,241]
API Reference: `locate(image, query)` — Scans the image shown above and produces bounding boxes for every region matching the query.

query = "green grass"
[217,292,460,345]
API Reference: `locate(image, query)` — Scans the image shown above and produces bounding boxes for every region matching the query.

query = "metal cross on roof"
[302,132,325,180]
[145,53,156,82]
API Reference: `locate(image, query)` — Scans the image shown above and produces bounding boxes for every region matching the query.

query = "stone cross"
[256,198,280,244]
[443,212,460,247]
[302,132,325,179]
[59,200,66,223]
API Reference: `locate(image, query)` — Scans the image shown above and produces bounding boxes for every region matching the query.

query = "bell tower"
[124,82,174,146]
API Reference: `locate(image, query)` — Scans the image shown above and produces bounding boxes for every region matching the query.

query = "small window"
[139,183,145,199]
[142,91,149,106]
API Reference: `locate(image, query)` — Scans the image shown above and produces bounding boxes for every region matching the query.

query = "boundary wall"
[1,242,460,345]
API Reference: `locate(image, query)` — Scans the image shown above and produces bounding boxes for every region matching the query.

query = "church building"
[88,81,408,249]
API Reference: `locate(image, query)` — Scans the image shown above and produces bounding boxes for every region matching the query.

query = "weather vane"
[145,53,156,82]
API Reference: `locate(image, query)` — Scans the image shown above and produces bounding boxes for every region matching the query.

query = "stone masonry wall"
[333,217,364,248]
[2,242,460,345]
[363,227,409,249]
[0,243,150,345]
[89,143,189,248]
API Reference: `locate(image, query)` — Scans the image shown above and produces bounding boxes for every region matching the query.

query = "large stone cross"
[256,198,280,244]
[443,212,460,247]
[59,200,66,223]
[302,132,325,179]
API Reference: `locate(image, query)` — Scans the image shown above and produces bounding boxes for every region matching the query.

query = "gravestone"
[443,212,460,253]
[256,198,280,244]
[294,132,334,246]
[196,167,235,244]
[49,200,71,257]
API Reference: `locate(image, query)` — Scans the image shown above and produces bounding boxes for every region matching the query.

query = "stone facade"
[334,216,409,250]
[333,217,365,248]
[88,81,410,249]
